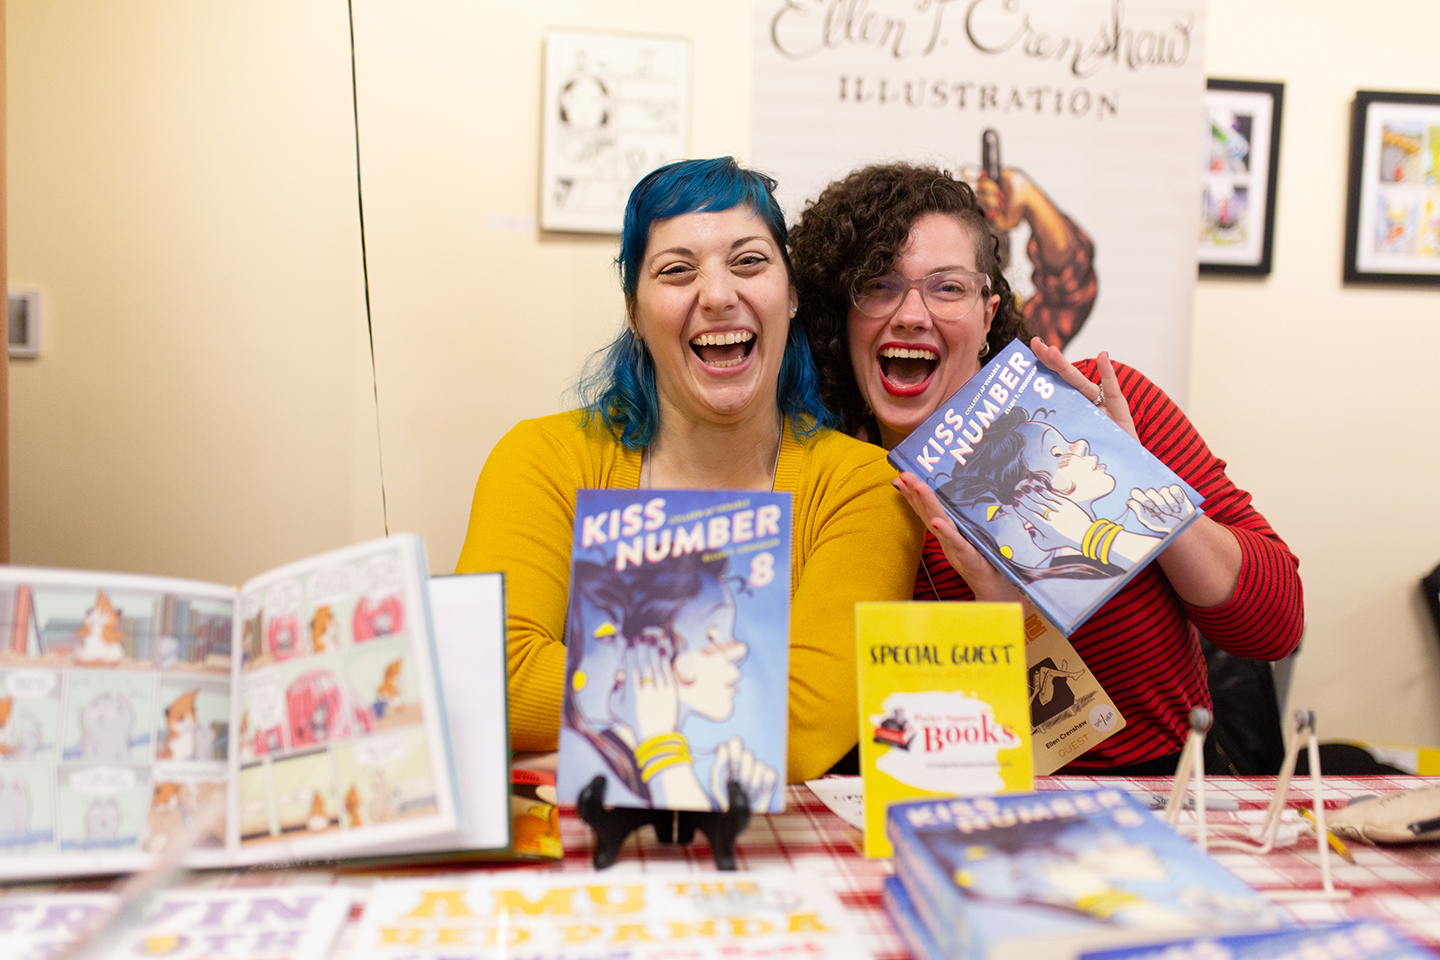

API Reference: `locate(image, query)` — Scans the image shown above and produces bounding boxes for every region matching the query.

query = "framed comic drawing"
[1200,79,1284,276]
[1344,90,1440,284]
[539,29,690,234]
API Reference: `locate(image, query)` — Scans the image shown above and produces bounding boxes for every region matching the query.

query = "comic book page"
[0,568,235,879]
[229,533,460,864]
[556,490,791,813]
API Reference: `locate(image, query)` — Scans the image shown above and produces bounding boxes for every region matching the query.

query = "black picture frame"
[1199,79,1284,277]
[1343,89,1440,285]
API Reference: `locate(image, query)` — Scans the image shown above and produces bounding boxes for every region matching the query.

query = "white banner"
[752,0,1206,403]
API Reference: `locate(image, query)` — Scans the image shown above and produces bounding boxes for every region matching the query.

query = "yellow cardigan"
[455,410,924,782]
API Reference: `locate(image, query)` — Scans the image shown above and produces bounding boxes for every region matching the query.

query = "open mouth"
[878,345,938,396]
[690,330,755,369]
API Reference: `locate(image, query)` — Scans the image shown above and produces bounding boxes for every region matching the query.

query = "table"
[18,776,1440,958]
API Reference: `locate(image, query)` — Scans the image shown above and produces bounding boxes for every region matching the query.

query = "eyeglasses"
[850,269,992,321]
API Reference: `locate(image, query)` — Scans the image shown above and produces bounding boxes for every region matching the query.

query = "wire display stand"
[1166,708,1351,901]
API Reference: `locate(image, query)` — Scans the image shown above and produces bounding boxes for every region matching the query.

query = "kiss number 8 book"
[887,340,1202,636]
[556,489,791,814]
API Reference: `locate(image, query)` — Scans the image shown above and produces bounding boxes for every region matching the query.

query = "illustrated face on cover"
[846,212,998,449]
[631,205,796,428]
[939,407,1195,583]
[668,577,747,722]
[1029,426,1116,504]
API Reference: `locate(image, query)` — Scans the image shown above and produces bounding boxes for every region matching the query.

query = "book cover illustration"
[888,340,1202,636]
[1079,919,1433,960]
[887,788,1286,960]
[856,602,1033,857]
[557,489,791,814]
[351,871,869,960]
[0,887,350,960]
[1023,612,1124,775]
[881,875,945,960]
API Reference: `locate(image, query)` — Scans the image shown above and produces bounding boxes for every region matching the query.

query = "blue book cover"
[1079,920,1433,959]
[887,340,1202,636]
[882,875,948,960]
[886,788,1287,960]
[556,489,791,813]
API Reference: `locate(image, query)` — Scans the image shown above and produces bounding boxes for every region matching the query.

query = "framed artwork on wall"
[1344,89,1440,284]
[1199,79,1284,276]
[539,29,691,234]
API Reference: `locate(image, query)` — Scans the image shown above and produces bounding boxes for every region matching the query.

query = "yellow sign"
[856,602,1033,857]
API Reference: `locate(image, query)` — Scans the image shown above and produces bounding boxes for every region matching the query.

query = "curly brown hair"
[789,162,1029,437]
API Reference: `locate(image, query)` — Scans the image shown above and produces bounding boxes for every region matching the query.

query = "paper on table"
[806,775,864,830]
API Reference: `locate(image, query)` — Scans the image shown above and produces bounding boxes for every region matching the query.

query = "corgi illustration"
[310,606,338,653]
[144,781,186,852]
[306,791,329,832]
[152,781,183,810]
[345,785,363,827]
[0,699,15,757]
[0,698,42,761]
[73,591,126,665]
[158,690,208,761]
[79,692,133,763]
[373,660,403,719]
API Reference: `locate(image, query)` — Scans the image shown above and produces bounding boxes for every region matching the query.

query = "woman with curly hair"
[789,162,1302,775]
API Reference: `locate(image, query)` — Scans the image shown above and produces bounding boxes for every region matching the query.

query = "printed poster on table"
[752,0,1207,403]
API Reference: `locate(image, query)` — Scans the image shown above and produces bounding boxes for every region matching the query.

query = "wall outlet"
[9,289,40,358]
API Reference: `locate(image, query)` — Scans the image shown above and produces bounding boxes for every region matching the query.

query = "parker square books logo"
[868,691,1021,795]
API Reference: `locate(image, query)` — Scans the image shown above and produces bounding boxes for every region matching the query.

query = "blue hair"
[577,157,837,449]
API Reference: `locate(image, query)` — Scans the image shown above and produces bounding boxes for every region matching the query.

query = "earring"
[789,306,798,317]
[978,341,990,359]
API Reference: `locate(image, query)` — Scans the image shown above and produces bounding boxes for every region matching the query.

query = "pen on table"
[1144,792,1238,811]
[1298,806,1356,864]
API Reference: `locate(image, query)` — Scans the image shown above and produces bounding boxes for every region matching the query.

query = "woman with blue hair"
[456,157,923,782]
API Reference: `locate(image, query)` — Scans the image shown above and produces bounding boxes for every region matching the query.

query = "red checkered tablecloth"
[1050,774,1440,949]
[17,777,1440,957]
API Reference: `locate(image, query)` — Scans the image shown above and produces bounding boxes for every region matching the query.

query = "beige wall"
[1195,1,1440,746]
[8,2,1440,745]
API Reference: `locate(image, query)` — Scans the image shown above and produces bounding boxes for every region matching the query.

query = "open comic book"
[888,340,1202,636]
[0,535,513,879]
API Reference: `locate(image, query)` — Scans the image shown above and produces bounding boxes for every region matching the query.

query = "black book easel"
[576,775,751,870]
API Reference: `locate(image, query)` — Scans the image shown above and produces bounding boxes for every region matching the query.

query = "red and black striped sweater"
[912,358,1304,770]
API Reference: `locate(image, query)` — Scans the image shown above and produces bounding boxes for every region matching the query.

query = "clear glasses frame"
[850,268,992,322]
